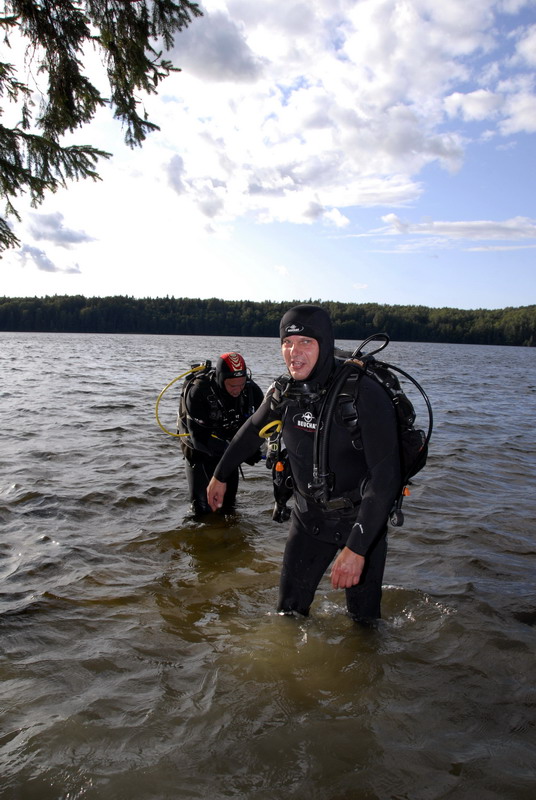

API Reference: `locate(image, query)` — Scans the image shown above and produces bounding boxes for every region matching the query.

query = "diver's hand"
[330,547,365,589]
[207,477,227,511]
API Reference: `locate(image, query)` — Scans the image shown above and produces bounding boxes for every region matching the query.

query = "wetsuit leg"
[184,448,240,515]
[277,512,338,616]
[345,528,388,624]
[183,451,214,515]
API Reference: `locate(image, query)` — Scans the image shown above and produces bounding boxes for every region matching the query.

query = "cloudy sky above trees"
[4,0,536,309]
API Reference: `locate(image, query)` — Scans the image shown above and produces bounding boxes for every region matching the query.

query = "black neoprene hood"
[279,304,335,386]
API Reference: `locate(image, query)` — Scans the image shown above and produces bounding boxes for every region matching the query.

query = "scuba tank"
[311,333,433,526]
[155,361,211,438]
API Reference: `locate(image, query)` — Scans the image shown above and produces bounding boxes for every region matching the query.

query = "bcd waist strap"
[295,486,361,513]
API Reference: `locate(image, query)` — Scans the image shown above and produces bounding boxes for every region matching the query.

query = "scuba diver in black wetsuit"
[179,352,264,516]
[207,306,401,625]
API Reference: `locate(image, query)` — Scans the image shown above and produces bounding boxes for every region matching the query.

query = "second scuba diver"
[207,305,401,625]
[179,352,264,515]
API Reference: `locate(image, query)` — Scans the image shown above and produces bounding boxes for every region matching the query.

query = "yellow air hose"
[154,364,207,438]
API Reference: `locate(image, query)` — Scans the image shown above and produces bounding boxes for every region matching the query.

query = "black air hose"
[310,362,358,503]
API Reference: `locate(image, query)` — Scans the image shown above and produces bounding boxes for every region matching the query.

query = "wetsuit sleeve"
[346,376,401,556]
[213,390,275,482]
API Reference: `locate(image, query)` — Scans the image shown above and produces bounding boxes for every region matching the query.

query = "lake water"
[1,332,535,800]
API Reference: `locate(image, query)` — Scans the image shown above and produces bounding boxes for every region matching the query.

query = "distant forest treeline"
[0,295,534,346]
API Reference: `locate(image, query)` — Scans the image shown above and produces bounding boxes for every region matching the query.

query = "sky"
[2,0,536,310]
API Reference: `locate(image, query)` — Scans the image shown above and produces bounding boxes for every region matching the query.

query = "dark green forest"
[0,295,534,346]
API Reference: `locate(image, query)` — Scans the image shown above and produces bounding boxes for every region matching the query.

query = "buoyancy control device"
[266,333,433,527]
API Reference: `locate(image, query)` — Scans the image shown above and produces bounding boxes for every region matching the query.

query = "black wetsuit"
[181,372,264,514]
[213,365,401,620]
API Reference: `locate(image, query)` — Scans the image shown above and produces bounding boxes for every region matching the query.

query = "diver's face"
[224,377,246,397]
[281,336,319,380]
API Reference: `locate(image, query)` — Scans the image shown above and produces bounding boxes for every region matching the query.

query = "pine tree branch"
[0,1,202,253]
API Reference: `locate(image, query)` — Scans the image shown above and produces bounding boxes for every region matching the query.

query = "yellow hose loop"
[258,420,283,439]
[155,364,206,437]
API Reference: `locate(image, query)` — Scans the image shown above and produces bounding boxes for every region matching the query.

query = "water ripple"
[1,332,535,800]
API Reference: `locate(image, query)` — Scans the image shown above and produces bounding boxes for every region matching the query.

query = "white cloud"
[143,0,513,232]
[444,89,503,120]
[18,244,82,273]
[19,245,58,272]
[43,0,528,243]
[4,0,536,309]
[467,243,536,251]
[167,155,187,194]
[500,92,536,134]
[28,212,95,247]
[514,23,536,67]
[498,0,533,12]
[171,10,264,82]
[323,208,350,228]
[380,213,536,241]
